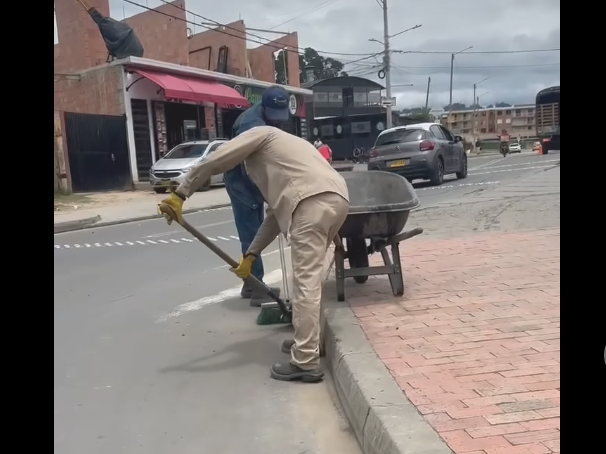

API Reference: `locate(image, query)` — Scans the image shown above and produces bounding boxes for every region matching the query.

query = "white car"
[508,142,522,153]
[149,139,228,193]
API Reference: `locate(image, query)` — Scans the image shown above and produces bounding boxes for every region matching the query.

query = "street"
[53,151,559,454]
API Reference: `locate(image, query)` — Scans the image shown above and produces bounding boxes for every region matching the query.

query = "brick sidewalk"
[348,229,560,454]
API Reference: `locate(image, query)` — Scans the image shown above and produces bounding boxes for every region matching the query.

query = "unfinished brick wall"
[188,21,248,75]
[123,0,189,65]
[248,33,300,87]
[54,66,124,116]
[54,0,111,73]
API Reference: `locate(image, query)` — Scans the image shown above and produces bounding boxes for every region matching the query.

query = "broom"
[256,234,292,325]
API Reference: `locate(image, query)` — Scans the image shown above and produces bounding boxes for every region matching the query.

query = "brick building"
[440,104,536,141]
[54,0,312,193]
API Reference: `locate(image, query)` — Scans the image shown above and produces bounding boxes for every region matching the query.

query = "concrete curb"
[53,203,231,234]
[54,215,101,234]
[322,293,453,454]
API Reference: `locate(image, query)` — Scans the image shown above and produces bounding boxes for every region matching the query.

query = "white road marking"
[126,241,134,245]
[469,164,555,176]
[416,181,499,191]
[218,236,230,241]
[170,239,180,243]
[147,240,157,244]
[55,245,60,249]
[115,242,124,246]
[85,243,92,247]
[74,244,81,248]
[156,269,284,323]
[181,238,194,242]
[64,245,70,248]
[95,243,101,247]
[158,240,169,244]
[230,235,240,240]
[208,237,218,242]
[478,159,559,171]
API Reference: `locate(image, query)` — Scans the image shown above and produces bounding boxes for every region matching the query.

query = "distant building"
[440,104,536,140]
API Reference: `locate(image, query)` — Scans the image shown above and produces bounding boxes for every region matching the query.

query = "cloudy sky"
[58,0,560,109]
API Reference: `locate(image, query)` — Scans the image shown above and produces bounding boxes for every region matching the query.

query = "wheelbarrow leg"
[380,243,404,297]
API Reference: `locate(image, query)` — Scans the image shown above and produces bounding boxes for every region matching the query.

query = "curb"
[53,215,101,234]
[322,293,453,454]
[53,203,231,234]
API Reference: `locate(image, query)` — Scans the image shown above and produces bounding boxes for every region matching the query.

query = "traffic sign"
[381,96,397,107]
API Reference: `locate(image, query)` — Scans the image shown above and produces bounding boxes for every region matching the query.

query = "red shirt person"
[314,140,332,163]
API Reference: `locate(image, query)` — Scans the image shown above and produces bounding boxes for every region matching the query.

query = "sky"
[56,0,561,109]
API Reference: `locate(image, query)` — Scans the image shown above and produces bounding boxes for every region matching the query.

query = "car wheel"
[197,178,211,192]
[430,157,444,186]
[153,187,167,194]
[456,155,468,179]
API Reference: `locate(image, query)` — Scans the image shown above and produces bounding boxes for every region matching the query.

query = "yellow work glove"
[157,192,185,225]
[230,254,256,279]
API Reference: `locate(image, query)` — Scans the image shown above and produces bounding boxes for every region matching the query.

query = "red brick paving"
[348,229,560,454]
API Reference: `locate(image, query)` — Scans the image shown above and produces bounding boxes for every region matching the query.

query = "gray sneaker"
[281,339,295,354]
[270,362,324,382]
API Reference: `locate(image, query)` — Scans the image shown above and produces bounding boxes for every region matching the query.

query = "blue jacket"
[223,104,265,208]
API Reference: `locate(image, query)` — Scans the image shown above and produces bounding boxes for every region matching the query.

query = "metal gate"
[64,112,131,192]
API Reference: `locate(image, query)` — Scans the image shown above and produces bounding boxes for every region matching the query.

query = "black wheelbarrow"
[333,171,423,302]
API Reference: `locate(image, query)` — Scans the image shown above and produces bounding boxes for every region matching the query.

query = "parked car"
[149,139,229,194]
[508,141,522,153]
[532,141,541,152]
[367,123,467,185]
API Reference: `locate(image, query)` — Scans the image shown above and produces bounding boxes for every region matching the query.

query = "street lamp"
[448,46,473,112]
[472,78,489,141]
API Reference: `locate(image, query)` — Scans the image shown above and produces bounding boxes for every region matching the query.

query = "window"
[481,128,487,133]
[505,110,512,115]
[497,111,503,116]
[497,119,503,124]
[430,125,446,140]
[374,129,425,147]
[206,142,224,154]
[528,126,533,130]
[506,118,512,124]
[440,126,455,141]
[163,143,208,159]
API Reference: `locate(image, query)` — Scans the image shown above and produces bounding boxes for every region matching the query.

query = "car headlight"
[181,166,193,173]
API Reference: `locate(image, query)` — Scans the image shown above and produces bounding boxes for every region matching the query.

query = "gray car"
[367,123,468,185]
[149,139,228,193]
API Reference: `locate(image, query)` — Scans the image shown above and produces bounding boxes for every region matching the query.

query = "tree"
[443,102,468,111]
[274,47,348,85]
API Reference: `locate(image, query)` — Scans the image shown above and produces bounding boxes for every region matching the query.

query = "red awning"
[132,69,250,107]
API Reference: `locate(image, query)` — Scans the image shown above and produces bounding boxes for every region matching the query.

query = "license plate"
[389,160,407,168]
[160,180,171,187]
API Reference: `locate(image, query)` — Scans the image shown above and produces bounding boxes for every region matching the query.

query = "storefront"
[120,57,312,183]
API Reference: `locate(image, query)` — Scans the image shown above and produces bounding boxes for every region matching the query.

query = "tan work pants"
[289,192,349,370]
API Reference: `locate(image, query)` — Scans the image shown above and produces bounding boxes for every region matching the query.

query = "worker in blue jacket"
[225,86,291,306]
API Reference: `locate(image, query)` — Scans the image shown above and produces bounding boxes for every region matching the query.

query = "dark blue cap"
[261,86,290,123]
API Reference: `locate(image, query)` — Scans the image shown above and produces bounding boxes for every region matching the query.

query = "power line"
[395,48,560,55]
[268,0,341,30]
[123,0,377,57]
[397,62,560,70]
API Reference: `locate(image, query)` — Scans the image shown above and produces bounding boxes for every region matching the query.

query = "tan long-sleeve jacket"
[176,126,349,255]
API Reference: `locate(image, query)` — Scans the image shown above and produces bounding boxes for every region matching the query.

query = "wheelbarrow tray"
[338,171,420,239]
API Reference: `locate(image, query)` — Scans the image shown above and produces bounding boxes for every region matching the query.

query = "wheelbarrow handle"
[158,204,291,318]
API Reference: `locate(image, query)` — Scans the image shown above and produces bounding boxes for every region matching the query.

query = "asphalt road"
[54,151,559,454]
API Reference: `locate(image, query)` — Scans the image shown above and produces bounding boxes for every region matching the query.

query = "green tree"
[274,47,348,85]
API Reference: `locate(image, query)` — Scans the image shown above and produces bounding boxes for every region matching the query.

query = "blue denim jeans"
[224,166,266,281]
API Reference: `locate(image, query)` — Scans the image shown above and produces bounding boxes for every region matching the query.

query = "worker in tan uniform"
[158,126,350,382]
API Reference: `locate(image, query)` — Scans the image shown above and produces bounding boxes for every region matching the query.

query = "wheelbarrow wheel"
[346,238,370,284]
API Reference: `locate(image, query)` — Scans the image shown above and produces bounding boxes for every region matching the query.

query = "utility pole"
[425,77,431,110]
[382,0,393,128]
[448,46,473,114]
[448,54,455,113]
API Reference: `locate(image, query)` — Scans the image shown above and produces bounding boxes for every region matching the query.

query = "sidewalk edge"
[53,203,231,234]
[53,215,101,234]
[321,252,452,454]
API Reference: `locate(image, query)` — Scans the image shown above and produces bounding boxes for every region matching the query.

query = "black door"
[64,112,131,192]
[131,99,153,181]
